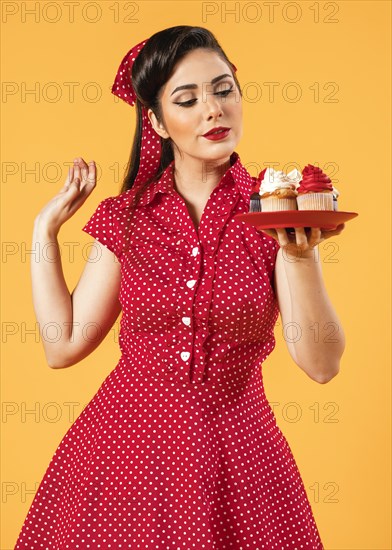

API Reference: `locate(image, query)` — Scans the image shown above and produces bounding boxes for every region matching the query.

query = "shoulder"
[93,189,140,220]
[102,189,135,210]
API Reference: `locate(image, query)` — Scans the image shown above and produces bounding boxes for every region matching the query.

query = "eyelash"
[175,87,234,107]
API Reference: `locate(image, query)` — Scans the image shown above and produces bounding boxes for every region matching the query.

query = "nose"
[204,92,224,120]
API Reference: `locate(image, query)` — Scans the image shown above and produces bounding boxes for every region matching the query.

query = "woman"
[15,25,345,549]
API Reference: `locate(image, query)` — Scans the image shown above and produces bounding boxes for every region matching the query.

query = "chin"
[199,152,233,165]
[202,139,237,156]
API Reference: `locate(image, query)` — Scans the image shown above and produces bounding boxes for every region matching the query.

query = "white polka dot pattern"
[14,151,324,549]
[110,37,163,191]
[111,39,148,107]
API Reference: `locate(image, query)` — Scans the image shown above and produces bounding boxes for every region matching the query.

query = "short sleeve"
[82,196,121,259]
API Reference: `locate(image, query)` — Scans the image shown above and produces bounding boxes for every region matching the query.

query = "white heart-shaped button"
[186,280,196,288]
[180,351,190,361]
[181,316,191,326]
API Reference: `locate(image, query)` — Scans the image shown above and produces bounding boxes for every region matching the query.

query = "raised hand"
[35,157,96,235]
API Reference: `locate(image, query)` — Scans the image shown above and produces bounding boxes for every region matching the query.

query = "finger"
[80,158,89,182]
[294,226,307,248]
[321,223,345,239]
[276,227,290,247]
[332,222,345,233]
[73,158,81,183]
[308,227,323,248]
[76,162,96,197]
[86,161,96,186]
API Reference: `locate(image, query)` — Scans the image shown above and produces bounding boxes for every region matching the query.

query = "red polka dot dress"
[15,151,324,549]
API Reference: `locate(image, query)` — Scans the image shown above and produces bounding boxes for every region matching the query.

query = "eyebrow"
[170,73,233,96]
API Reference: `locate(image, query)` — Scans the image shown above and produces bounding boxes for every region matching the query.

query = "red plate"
[235,210,358,231]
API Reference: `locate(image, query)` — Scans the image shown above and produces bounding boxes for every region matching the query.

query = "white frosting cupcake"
[259,168,302,211]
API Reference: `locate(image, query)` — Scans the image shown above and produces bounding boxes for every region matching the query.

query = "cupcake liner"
[297,192,333,211]
[260,197,297,211]
[250,196,261,212]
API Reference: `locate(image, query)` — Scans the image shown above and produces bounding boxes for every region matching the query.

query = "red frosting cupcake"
[296,164,334,210]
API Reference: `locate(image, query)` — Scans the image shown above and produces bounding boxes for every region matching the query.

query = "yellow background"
[2,1,390,548]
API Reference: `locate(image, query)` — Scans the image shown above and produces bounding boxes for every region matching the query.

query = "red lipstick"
[202,127,231,141]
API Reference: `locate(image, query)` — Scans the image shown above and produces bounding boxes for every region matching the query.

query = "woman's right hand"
[35,157,96,235]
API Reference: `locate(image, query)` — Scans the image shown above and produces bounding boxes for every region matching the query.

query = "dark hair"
[116,25,242,252]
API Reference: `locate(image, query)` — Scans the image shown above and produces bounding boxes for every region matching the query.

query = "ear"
[147,108,170,139]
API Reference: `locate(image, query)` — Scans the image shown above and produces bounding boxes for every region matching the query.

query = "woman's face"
[148,48,243,163]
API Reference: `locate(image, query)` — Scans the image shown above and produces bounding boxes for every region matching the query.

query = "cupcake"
[296,164,334,210]
[258,167,302,212]
[249,168,266,212]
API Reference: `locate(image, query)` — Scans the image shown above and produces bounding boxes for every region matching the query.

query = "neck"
[172,152,232,201]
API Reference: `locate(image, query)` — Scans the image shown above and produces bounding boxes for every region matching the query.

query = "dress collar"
[118,151,254,209]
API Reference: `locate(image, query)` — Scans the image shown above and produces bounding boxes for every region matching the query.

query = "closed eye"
[174,87,234,107]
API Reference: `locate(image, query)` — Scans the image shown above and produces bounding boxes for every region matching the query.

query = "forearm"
[31,218,72,366]
[283,250,345,381]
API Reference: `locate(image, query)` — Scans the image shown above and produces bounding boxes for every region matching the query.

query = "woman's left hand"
[262,223,346,260]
